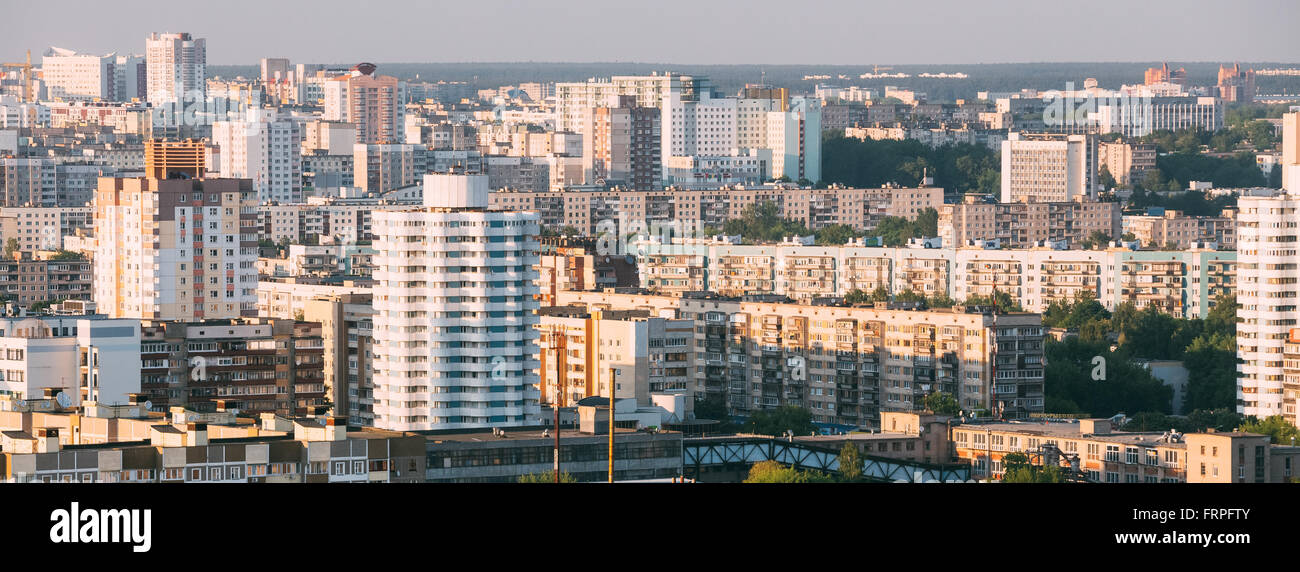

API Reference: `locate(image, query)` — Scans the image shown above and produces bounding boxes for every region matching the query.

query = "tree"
[837,443,864,482]
[1001,452,1066,483]
[895,289,927,307]
[914,207,939,237]
[518,470,577,483]
[923,391,959,416]
[813,224,860,246]
[927,293,956,308]
[694,394,731,425]
[721,200,810,243]
[874,216,919,246]
[869,286,890,303]
[2,238,16,258]
[47,250,82,261]
[743,460,834,483]
[843,288,871,305]
[1098,165,1117,190]
[1082,230,1111,250]
[1237,416,1300,446]
[1044,337,1173,417]
[963,290,1023,312]
[743,406,816,437]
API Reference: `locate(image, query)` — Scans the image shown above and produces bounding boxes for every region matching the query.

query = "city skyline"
[5,0,1299,66]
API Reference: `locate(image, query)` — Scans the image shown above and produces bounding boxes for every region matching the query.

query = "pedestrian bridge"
[682,436,971,483]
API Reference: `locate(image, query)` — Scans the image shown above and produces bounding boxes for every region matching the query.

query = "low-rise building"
[951,418,1300,483]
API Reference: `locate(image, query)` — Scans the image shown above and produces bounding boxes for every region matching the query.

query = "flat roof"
[420,426,664,444]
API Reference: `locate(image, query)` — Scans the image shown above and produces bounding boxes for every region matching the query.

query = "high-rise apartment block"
[93,141,258,321]
[370,174,541,431]
[323,63,405,144]
[1236,189,1300,420]
[145,32,206,105]
[1282,112,1300,193]
[211,108,303,203]
[581,95,662,189]
[1000,132,1096,203]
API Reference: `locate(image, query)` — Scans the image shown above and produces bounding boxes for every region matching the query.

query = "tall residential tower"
[371,173,541,431]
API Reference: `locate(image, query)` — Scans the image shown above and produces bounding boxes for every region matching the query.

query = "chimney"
[35,428,60,453]
[184,422,208,447]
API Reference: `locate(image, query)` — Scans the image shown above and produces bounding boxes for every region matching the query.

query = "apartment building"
[0,158,114,207]
[370,173,541,431]
[354,143,430,194]
[256,277,372,319]
[536,237,639,305]
[1098,141,1157,186]
[939,196,1121,249]
[138,318,325,416]
[259,243,376,278]
[633,240,1235,319]
[0,313,140,406]
[302,292,375,427]
[1123,208,1236,250]
[0,251,92,305]
[536,306,693,408]
[323,63,405,144]
[1237,189,1300,420]
[144,32,205,106]
[952,418,1300,483]
[1,412,426,483]
[1282,328,1300,427]
[1001,132,1096,203]
[211,108,303,203]
[47,101,151,135]
[0,206,94,253]
[93,141,259,321]
[41,47,144,102]
[557,290,1045,428]
[488,185,941,236]
[1217,64,1255,104]
[581,95,662,190]
[1282,112,1300,193]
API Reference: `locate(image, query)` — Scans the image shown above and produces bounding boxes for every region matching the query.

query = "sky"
[4,0,1299,66]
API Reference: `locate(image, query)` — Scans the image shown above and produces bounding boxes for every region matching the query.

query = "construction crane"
[0,50,35,102]
[872,64,894,75]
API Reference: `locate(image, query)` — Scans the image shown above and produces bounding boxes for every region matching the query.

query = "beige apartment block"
[93,156,258,321]
[557,290,1045,428]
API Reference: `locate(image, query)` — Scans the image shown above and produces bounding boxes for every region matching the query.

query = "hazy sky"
[5,0,1299,65]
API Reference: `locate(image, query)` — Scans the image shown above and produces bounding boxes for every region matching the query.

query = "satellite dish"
[144,400,154,411]
[55,392,72,409]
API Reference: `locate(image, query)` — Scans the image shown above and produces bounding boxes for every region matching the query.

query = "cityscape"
[0,1,1298,504]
